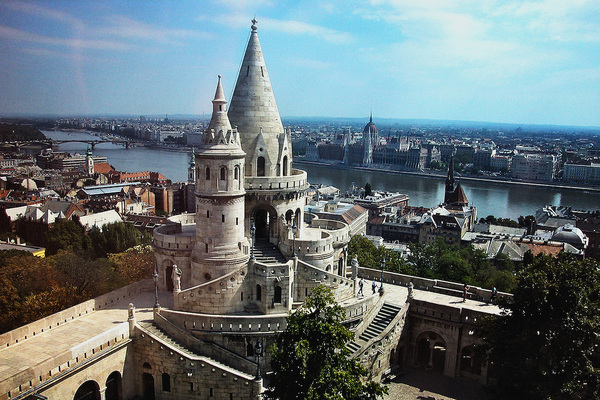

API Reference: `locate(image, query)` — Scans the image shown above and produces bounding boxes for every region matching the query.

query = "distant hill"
[0,123,46,141]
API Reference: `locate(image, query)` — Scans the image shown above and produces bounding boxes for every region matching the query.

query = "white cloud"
[0,25,132,51]
[210,14,354,44]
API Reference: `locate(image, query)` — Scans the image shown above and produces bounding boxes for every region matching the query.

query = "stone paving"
[383,368,492,400]
[0,290,172,387]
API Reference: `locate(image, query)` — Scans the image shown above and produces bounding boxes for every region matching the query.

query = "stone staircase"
[141,323,255,380]
[346,303,403,354]
[253,240,287,264]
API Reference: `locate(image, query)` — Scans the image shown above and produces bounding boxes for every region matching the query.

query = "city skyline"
[1,1,599,127]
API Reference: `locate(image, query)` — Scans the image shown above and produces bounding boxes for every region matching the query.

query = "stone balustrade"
[158,309,288,334]
[358,267,512,302]
[152,223,195,252]
[246,169,309,192]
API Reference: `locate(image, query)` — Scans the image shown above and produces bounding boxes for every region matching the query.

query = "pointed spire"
[207,75,232,135]
[370,111,373,123]
[229,18,285,173]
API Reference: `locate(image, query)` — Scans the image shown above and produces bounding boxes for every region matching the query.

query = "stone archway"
[73,380,100,400]
[414,331,447,373]
[460,344,483,376]
[105,371,123,400]
[252,205,278,240]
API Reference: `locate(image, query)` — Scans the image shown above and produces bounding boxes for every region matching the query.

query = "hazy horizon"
[1,1,599,127]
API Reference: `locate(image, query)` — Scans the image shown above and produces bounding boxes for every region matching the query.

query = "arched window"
[256,284,262,301]
[142,363,155,400]
[162,373,171,392]
[283,155,288,176]
[205,166,210,180]
[274,285,282,304]
[257,157,265,176]
[220,167,226,180]
[74,380,101,400]
[105,371,122,400]
[234,165,239,180]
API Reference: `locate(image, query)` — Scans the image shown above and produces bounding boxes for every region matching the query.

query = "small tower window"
[222,215,225,223]
[283,155,288,176]
[274,285,282,304]
[257,157,265,176]
[256,284,262,301]
[234,165,239,180]
[206,210,210,218]
[205,167,210,180]
[220,167,226,180]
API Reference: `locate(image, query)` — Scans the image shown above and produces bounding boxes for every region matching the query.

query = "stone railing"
[358,267,512,303]
[296,260,355,302]
[152,313,259,376]
[158,309,289,334]
[309,218,350,246]
[174,266,248,314]
[152,223,195,252]
[246,169,309,192]
[0,279,153,348]
[346,295,385,339]
[355,303,410,381]
[341,295,380,323]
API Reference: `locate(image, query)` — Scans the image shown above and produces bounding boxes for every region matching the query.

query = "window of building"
[205,167,210,180]
[220,167,226,180]
[256,284,262,301]
[274,285,282,303]
[257,157,265,176]
[162,373,171,392]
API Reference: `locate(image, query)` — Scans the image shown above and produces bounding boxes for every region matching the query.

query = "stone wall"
[295,260,355,303]
[134,326,261,400]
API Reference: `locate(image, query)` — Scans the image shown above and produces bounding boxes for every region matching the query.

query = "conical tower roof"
[207,75,232,134]
[228,18,285,176]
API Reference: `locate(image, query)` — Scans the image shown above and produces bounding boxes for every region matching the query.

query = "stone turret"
[228,18,292,179]
[191,75,249,285]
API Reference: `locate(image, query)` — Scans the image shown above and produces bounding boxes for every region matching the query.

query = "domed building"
[551,224,588,250]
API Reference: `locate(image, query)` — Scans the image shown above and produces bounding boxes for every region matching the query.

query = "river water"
[43,130,600,220]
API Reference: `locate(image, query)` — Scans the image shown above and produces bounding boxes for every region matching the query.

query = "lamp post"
[250,222,256,260]
[254,340,263,381]
[292,220,297,257]
[379,256,385,295]
[153,269,160,308]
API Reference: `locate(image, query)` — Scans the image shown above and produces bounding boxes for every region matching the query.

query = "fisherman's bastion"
[0,20,503,400]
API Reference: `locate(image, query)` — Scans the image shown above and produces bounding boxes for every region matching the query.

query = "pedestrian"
[462,283,470,302]
[372,280,377,295]
[358,278,364,296]
[490,286,497,304]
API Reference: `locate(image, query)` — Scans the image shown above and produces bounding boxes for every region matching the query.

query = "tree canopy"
[348,235,516,292]
[265,286,387,400]
[481,253,600,399]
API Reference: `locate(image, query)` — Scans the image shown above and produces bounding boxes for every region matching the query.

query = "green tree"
[482,254,600,399]
[88,221,152,257]
[265,286,387,400]
[45,218,91,256]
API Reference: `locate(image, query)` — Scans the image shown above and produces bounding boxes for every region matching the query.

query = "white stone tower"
[190,75,249,284]
[229,19,308,247]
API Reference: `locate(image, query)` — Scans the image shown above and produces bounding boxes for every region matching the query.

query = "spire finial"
[370,111,373,123]
[251,17,258,31]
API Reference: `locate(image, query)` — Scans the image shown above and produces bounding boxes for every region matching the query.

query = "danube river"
[43,130,600,220]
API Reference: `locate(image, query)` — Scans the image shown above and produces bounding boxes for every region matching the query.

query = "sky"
[0,0,599,127]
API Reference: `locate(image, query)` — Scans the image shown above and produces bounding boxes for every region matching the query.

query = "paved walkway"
[0,290,172,389]
[355,281,503,315]
[384,368,492,400]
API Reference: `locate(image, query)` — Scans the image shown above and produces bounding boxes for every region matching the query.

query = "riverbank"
[293,159,600,194]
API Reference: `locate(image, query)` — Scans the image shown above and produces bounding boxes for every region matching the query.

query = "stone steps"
[143,324,255,380]
[253,240,287,264]
[346,303,403,354]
